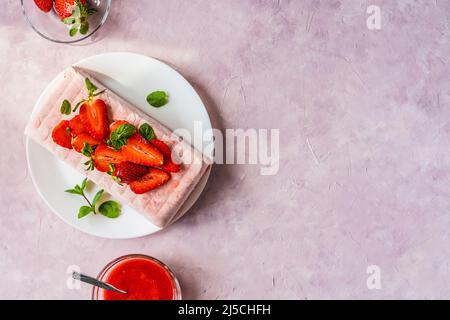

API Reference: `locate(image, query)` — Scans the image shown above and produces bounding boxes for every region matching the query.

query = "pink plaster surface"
[1,0,450,299]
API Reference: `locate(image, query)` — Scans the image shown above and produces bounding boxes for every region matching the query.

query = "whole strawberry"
[55,0,96,37]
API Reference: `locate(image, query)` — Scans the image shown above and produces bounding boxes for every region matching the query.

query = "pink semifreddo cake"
[25,67,212,228]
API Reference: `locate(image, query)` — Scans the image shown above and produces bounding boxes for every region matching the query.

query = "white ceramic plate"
[26,52,213,239]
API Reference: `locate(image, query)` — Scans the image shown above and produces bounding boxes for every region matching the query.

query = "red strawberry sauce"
[100,256,177,300]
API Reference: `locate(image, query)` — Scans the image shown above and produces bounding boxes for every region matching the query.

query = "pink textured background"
[1,0,450,299]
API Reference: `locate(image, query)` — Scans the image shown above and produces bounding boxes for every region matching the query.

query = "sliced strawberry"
[92,144,124,172]
[72,133,101,153]
[111,162,149,184]
[160,161,181,173]
[109,120,130,135]
[149,139,181,173]
[68,115,87,136]
[129,168,171,194]
[34,0,53,12]
[52,120,72,149]
[55,0,87,19]
[120,135,164,167]
[79,99,108,140]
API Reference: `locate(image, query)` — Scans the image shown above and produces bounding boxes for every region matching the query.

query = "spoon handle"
[72,271,127,295]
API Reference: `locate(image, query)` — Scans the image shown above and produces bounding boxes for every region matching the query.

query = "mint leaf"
[69,26,78,37]
[63,17,76,24]
[81,178,88,191]
[139,123,155,141]
[66,178,122,220]
[80,22,89,35]
[98,201,121,219]
[107,123,136,151]
[65,188,82,195]
[92,189,104,206]
[85,78,97,94]
[147,91,169,108]
[78,206,93,219]
[60,100,71,115]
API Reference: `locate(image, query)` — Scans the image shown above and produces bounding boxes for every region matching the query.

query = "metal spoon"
[72,271,127,295]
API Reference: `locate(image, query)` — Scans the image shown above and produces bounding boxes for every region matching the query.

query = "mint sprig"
[62,0,97,37]
[107,123,136,151]
[65,178,121,219]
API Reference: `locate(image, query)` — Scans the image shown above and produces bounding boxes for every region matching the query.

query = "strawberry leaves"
[65,178,121,219]
[107,163,123,185]
[80,142,96,171]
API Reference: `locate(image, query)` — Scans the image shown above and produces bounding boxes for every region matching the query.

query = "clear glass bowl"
[92,254,182,300]
[21,0,111,44]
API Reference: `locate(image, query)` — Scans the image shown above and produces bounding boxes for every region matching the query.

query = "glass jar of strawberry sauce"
[92,254,182,300]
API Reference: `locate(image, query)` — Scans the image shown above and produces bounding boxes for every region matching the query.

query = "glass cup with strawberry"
[21,0,111,43]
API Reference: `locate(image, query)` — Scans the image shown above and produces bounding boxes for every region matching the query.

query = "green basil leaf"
[146,91,169,108]
[78,206,93,219]
[98,201,121,219]
[92,189,104,206]
[60,100,71,115]
[139,123,155,140]
[81,178,88,191]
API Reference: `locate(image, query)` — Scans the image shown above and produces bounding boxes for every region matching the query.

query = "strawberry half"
[110,162,149,184]
[120,135,164,167]
[79,99,108,141]
[149,139,181,173]
[52,120,72,149]
[92,145,124,172]
[68,115,87,136]
[72,133,101,153]
[34,0,53,12]
[129,168,171,194]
